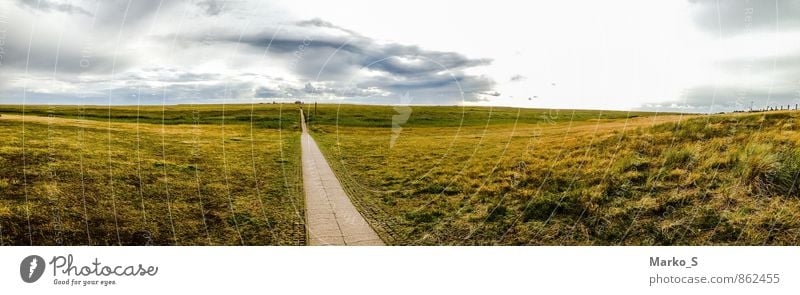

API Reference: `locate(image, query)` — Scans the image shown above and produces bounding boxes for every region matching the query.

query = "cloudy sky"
[0,0,798,112]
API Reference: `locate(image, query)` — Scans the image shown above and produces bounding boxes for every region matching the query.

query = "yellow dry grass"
[0,105,304,245]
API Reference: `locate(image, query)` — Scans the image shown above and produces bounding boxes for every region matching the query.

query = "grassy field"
[308,104,800,245]
[0,104,304,245]
[4,103,800,246]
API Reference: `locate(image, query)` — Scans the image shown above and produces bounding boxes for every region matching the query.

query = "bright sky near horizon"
[0,0,799,112]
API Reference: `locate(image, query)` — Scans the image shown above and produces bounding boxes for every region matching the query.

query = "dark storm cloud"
[201,19,495,102]
[650,1,800,112]
[640,51,800,113]
[0,3,496,105]
[715,54,800,79]
[15,0,92,16]
[688,0,800,36]
[640,83,800,113]
[233,35,490,77]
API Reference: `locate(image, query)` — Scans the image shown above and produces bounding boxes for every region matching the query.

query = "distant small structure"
[294,101,303,105]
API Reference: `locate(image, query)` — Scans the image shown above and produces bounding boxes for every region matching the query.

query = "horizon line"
[0,102,709,114]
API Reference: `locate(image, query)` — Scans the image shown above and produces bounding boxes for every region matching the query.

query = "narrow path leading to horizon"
[299,109,384,246]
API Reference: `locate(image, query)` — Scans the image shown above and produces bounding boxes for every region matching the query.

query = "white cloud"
[1,0,799,112]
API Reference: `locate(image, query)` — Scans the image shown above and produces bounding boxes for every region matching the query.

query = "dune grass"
[5,103,800,246]
[308,105,800,245]
[0,104,304,245]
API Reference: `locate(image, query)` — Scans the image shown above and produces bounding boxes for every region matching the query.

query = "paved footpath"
[300,110,384,245]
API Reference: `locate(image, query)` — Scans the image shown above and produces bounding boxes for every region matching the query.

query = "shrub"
[740,143,781,195]
[739,144,800,197]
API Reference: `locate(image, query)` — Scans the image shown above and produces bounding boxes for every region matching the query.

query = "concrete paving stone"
[300,110,385,246]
